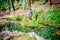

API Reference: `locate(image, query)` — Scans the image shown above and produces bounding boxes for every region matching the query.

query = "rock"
[35,35,46,40]
[0,31,12,37]
[29,32,46,40]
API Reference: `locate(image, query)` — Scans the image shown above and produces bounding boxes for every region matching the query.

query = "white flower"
[29,32,35,38]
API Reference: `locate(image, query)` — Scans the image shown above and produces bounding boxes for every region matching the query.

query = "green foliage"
[8,22,24,32]
[28,7,60,40]
[19,3,28,9]
[41,0,47,4]
[35,25,59,40]
[2,6,60,32]
[0,6,60,40]
[7,17,17,21]
[32,9,46,23]
[0,0,7,10]
[45,7,60,27]
[7,15,23,21]
[32,6,60,27]
[0,0,29,11]
[6,22,25,32]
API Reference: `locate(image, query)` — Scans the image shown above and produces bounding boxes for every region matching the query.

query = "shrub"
[45,6,60,27]
[35,25,58,40]
[2,22,25,32]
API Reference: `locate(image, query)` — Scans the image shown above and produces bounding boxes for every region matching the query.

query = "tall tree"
[29,0,31,9]
[32,0,34,3]
[50,0,52,5]
[11,0,15,11]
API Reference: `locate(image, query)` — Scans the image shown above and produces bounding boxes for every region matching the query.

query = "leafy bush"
[2,22,25,32]
[0,0,8,11]
[16,6,60,32]
[35,25,58,40]
[32,6,60,27]
[45,6,60,27]
[32,9,46,23]
[32,6,60,40]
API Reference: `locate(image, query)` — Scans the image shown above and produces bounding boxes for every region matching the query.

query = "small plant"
[41,0,48,4]
[6,15,23,21]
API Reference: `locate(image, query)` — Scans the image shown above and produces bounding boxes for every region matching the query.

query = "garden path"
[0,4,51,18]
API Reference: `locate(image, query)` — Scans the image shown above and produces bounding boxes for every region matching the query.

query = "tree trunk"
[29,0,31,9]
[11,0,15,11]
[32,0,34,3]
[17,0,20,3]
[50,0,52,5]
